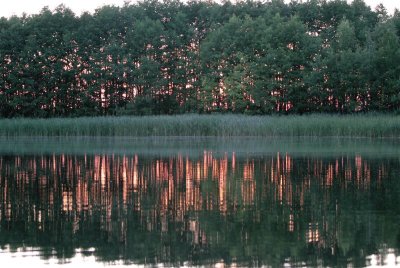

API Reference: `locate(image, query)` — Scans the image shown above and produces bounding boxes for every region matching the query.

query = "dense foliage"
[0,0,399,117]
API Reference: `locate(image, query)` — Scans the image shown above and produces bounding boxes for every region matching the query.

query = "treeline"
[0,0,400,117]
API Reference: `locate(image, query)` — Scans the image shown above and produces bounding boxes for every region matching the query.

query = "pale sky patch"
[0,0,128,18]
[0,0,399,18]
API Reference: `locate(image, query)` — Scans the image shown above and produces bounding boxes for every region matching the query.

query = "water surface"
[0,137,399,267]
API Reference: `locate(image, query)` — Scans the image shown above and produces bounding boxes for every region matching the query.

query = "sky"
[0,0,399,18]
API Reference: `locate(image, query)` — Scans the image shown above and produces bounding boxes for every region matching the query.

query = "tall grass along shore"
[0,114,399,138]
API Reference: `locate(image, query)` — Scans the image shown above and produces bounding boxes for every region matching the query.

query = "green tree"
[370,22,400,111]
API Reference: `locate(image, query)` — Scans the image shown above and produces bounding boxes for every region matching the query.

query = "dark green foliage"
[0,0,399,117]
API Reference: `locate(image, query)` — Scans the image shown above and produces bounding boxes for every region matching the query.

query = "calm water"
[0,138,399,267]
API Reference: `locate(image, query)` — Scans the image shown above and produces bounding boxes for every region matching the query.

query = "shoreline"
[0,114,399,138]
[0,136,399,157]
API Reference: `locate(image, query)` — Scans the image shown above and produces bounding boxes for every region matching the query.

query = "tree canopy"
[0,0,399,117]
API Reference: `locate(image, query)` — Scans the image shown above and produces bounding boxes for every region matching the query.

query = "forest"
[0,0,399,117]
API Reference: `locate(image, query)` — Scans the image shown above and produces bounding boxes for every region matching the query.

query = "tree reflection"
[0,152,399,266]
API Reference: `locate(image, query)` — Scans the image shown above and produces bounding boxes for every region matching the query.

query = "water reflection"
[0,152,399,267]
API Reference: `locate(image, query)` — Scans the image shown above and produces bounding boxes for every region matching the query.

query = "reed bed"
[0,114,399,137]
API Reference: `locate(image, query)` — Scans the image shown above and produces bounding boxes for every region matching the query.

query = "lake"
[0,137,399,267]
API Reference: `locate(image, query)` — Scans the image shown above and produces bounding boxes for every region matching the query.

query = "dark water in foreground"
[0,138,399,267]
